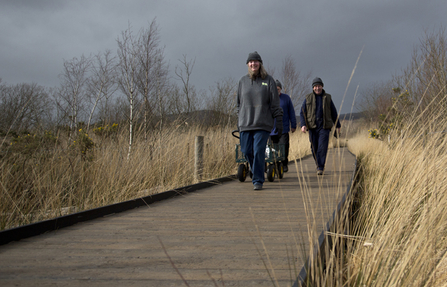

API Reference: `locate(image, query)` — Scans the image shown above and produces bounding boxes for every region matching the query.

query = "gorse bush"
[368,128,379,139]
[378,88,413,137]
[92,123,119,138]
[70,129,95,160]
[8,131,59,156]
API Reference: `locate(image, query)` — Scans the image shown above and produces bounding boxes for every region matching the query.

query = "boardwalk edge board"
[293,152,358,287]
[0,175,236,246]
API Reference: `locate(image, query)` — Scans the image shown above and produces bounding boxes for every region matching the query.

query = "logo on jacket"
[262,82,268,86]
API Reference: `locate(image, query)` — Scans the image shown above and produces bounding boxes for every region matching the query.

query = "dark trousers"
[270,133,290,166]
[308,128,330,171]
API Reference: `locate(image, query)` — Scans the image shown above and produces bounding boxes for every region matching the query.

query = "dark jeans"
[270,133,290,166]
[240,130,270,186]
[308,128,330,171]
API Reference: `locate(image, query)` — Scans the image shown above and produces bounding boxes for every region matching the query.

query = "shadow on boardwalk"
[0,147,356,287]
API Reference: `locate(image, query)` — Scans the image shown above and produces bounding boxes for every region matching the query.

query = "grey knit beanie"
[312,77,324,87]
[276,80,282,89]
[246,51,263,64]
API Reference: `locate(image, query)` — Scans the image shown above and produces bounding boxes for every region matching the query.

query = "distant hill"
[166,110,365,128]
[165,110,237,126]
[294,112,365,125]
[339,112,365,120]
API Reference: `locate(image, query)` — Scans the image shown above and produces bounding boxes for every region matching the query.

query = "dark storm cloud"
[1,0,66,10]
[0,0,446,113]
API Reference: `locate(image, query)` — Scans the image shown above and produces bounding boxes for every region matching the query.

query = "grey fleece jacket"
[237,74,283,132]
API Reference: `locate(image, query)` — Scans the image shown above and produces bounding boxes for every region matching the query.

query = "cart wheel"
[267,164,275,182]
[277,162,284,179]
[237,164,247,182]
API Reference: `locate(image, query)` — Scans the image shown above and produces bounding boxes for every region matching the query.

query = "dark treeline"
[1,18,315,144]
[357,27,447,132]
[0,19,241,141]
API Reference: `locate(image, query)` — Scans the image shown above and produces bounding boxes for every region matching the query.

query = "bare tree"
[280,55,312,108]
[152,52,170,130]
[105,96,129,126]
[135,19,167,140]
[86,50,118,131]
[174,54,198,114]
[166,84,183,115]
[57,55,91,135]
[393,27,447,124]
[266,64,276,78]
[0,82,53,133]
[206,77,237,126]
[117,25,140,160]
[357,81,395,122]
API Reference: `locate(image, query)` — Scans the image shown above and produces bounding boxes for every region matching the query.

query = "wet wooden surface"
[0,147,356,287]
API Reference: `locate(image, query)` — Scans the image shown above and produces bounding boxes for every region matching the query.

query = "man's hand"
[291,128,296,133]
[301,126,307,133]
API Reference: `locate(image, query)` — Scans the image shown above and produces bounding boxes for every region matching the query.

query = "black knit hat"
[312,77,324,87]
[246,51,263,64]
[276,80,282,89]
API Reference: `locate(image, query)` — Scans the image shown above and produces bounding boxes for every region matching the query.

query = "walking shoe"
[317,169,324,175]
[253,184,263,190]
[283,165,288,172]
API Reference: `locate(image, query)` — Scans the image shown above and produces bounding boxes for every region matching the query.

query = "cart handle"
[232,129,240,139]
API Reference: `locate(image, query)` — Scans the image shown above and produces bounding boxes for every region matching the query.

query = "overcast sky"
[1,0,446,114]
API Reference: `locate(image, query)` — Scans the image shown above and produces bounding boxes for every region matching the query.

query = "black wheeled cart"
[232,130,285,182]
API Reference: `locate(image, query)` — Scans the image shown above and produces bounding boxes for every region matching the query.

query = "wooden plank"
[0,147,356,287]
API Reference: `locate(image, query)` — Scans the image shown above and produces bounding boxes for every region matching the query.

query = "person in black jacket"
[299,77,341,175]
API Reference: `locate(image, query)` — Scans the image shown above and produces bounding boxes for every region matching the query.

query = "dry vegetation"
[3,111,447,287]
[295,117,447,286]
[344,124,447,286]
[296,28,447,286]
[0,123,315,231]
[0,124,235,229]
[1,22,446,286]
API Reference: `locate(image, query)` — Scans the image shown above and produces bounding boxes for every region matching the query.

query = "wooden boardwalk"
[0,147,356,287]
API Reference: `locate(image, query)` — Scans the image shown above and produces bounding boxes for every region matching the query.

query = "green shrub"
[92,123,118,138]
[9,131,59,155]
[71,129,95,160]
[368,128,379,139]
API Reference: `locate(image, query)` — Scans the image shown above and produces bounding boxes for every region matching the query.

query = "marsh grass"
[297,110,447,286]
[0,122,315,230]
[0,124,240,230]
[344,125,447,286]
[6,111,446,287]
[285,105,447,287]
[292,135,356,287]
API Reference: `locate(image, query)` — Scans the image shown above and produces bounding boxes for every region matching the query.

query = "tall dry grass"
[0,124,239,230]
[12,112,446,286]
[289,129,313,161]
[0,119,317,231]
[292,108,447,286]
[343,125,447,286]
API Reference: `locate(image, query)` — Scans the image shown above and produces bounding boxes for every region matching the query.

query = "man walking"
[300,77,341,175]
